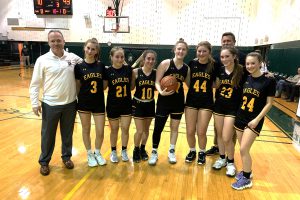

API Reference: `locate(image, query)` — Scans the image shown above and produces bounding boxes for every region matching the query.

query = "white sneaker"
[121,149,129,162]
[94,153,106,166]
[226,163,236,177]
[148,150,158,166]
[87,153,98,167]
[212,158,227,170]
[168,149,177,164]
[110,150,119,163]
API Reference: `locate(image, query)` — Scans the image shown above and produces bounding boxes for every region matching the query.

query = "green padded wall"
[268,48,300,76]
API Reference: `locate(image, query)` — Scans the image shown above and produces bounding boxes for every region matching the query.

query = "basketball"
[160,75,178,92]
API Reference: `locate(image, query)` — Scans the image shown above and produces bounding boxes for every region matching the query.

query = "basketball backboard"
[103,16,130,33]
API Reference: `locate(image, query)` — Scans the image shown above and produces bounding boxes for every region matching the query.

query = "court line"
[274,99,296,114]
[63,138,121,200]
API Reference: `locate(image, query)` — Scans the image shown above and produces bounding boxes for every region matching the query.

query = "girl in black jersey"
[75,38,106,167]
[148,39,190,165]
[185,41,216,165]
[231,52,275,190]
[131,50,157,163]
[104,47,132,163]
[212,46,245,177]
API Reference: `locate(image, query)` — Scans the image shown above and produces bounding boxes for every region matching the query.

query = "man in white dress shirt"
[29,30,82,176]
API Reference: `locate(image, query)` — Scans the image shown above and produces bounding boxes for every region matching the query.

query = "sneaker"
[235,171,253,180]
[168,149,177,164]
[206,146,219,156]
[87,153,98,167]
[110,150,119,163]
[185,151,196,163]
[121,149,129,162]
[148,150,158,166]
[197,152,206,165]
[133,148,141,163]
[226,163,236,177]
[94,153,106,166]
[231,176,253,190]
[140,149,149,161]
[212,158,227,170]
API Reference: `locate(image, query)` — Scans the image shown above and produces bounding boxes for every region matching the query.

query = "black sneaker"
[205,146,219,156]
[140,149,149,161]
[197,152,206,165]
[133,148,141,163]
[185,151,196,163]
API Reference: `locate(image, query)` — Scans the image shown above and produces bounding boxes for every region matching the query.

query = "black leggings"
[152,113,182,149]
[152,115,168,149]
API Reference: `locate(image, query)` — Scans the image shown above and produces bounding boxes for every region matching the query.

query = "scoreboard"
[33,0,73,15]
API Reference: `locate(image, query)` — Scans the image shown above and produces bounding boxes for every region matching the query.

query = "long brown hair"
[84,38,100,60]
[221,46,244,88]
[139,50,157,67]
[196,41,215,73]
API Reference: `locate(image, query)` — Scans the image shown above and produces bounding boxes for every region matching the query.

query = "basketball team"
[29,30,276,190]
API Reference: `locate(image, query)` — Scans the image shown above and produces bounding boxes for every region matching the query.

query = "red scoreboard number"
[34,0,73,15]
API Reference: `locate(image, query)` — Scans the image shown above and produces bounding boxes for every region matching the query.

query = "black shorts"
[213,101,238,117]
[132,98,155,119]
[185,96,214,111]
[106,104,132,120]
[234,116,264,136]
[77,99,105,114]
[155,103,183,120]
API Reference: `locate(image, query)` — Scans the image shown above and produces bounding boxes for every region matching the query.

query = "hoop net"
[111,24,120,37]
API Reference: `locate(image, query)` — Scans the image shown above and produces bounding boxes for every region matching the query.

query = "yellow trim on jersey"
[133,96,154,103]
[213,112,236,118]
[185,106,213,112]
[78,110,105,115]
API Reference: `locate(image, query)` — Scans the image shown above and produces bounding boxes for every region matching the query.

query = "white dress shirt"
[29,50,82,107]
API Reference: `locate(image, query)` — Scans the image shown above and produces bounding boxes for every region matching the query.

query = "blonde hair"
[109,46,125,64]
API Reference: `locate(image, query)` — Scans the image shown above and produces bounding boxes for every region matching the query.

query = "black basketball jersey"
[215,66,245,110]
[237,75,276,119]
[186,60,217,102]
[105,65,132,106]
[134,68,156,100]
[74,61,105,103]
[157,59,188,108]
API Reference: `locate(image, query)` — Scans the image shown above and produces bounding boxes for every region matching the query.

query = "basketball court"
[0,0,300,199]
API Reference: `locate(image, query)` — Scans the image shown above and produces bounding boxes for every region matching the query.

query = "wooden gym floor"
[0,67,299,200]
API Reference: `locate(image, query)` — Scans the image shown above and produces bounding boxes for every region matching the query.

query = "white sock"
[199,149,206,153]
[190,148,196,152]
[87,149,93,154]
[152,148,157,153]
[170,144,175,150]
[95,149,100,154]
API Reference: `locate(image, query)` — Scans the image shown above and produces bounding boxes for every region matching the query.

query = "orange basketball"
[160,75,178,92]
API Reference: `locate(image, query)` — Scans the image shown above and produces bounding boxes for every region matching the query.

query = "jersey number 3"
[91,81,97,93]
